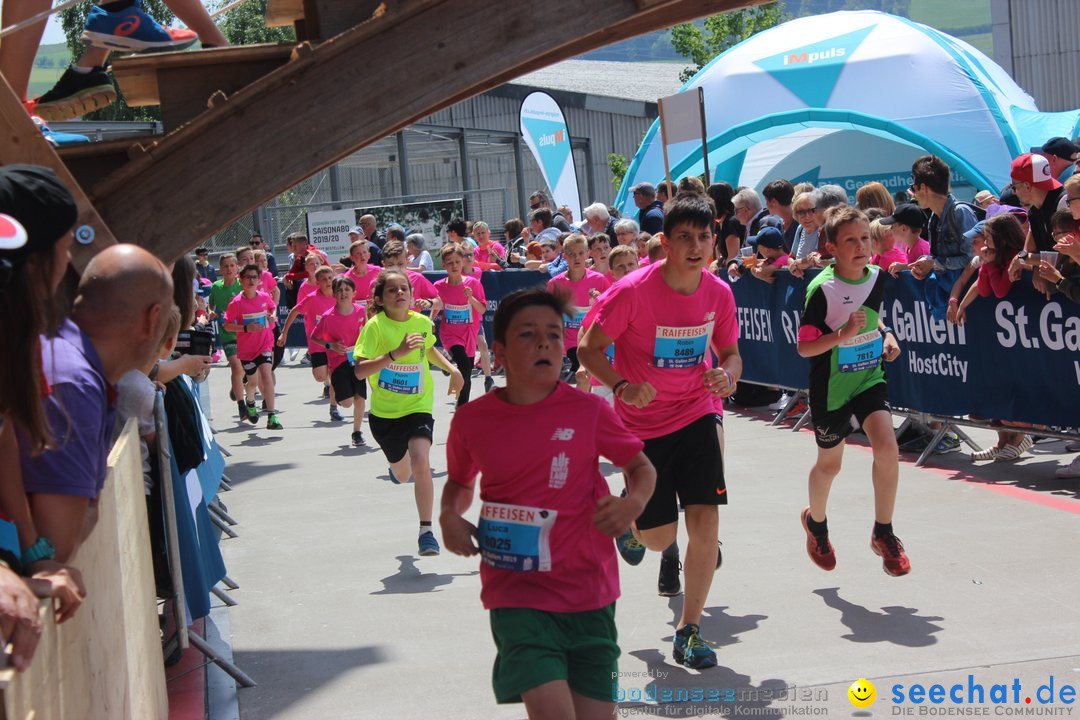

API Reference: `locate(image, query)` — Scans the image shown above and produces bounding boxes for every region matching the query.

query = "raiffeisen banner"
[520,91,581,222]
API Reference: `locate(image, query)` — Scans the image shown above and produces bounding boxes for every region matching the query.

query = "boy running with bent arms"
[441,289,655,720]
[578,193,741,669]
[797,206,909,576]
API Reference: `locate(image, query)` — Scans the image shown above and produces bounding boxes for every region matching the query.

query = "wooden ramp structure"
[3,0,765,267]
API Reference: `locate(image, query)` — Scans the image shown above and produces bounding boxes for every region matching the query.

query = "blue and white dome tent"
[615,11,1080,214]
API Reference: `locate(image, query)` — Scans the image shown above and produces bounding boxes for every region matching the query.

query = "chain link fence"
[206,184,513,262]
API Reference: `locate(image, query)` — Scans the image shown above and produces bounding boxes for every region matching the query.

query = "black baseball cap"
[881,203,926,230]
[0,165,77,262]
[1036,137,1080,161]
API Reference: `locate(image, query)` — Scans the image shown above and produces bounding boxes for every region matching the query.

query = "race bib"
[838,330,883,373]
[377,362,424,394]
[604,343,615,364]
[477,502,557,572]
[564,306,588,330]
[653,323,712,369]
[443,303,472,325]
[242,310,267,329]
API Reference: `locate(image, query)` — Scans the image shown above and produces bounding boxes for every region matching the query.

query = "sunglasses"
[250,239,262,245]
[241,274,260,280]
[529,203,541,210]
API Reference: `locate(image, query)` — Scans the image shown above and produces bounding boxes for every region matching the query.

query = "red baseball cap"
[1009,153,1061,191]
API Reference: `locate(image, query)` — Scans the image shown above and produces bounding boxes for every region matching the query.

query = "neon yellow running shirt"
[355,311,437,418]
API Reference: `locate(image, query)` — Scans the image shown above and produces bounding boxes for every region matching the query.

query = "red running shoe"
[870,532,911,577]
[800,507,836,571]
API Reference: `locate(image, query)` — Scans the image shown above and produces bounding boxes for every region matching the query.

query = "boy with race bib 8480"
[796,205,909,577]
[440,289,655,719]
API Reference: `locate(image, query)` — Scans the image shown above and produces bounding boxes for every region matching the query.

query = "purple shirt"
[19,319,116,499]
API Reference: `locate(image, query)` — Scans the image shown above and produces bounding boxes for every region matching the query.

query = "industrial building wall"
[1000,0,1080,112]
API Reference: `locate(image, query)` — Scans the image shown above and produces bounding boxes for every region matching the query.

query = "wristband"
[612,379,629,397]
[948,298,959,305]
[880,326,894,336]
[21,536,55,566]
[324,342,332,350]
[724,370,734,389]
[387,349,396,362]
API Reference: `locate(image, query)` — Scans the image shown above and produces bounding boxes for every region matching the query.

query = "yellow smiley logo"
[848,678,876,708]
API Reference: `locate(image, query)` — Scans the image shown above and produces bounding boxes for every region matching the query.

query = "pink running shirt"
[446,383,643,613]
[344,264,380,306]
[434,276,486,356]
[260,270,277,297]
[872,246,908,269]
[224,291,276,360]
[294,289,336,353]
[312,303,365,371]
[593,262,739,440]
[546,269,610,349]
[904,238,931,264]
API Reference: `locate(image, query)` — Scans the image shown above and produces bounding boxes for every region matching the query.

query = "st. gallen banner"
[520,91,581,222]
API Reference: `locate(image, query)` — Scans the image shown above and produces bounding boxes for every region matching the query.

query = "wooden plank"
[91,0,767,262]
[0,75,116,272]
[302,0,382,41]
[111,44,295,113]
[265,0,304,27]
[0,422,167,720]
[58,137,153,193]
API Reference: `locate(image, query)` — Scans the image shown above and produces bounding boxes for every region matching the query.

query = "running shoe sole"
[35,86,117,121]
[81,30,198,53]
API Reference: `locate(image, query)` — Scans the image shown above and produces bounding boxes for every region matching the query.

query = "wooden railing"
[0,420,168,720]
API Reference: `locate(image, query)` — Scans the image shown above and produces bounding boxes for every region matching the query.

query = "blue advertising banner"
[728,270,1080,427]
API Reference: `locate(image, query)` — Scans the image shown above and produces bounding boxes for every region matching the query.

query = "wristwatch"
[21,536,55,566]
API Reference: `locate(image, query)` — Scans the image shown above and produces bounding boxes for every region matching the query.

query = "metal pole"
[513,137,527,220]
[188,632,257,687]
[458,129,472,218]
[154,391,189,651]
[397,130,410,196]
[581,138,596,209]
[329,165,343,210]
[698,87,710,184]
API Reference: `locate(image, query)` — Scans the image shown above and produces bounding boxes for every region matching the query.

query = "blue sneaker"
[81,1,198,53]
[418,531,440,556]
[616,528,646,566]
[32,116,90,147]
[673,624,717,669]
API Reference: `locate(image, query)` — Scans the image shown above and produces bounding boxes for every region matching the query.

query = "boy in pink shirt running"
[278,265,340,419]
[224,264,282,430]
[342,239,380,306]
[441,289,655,718]
[547,234,610,381]
[578,193,742,670]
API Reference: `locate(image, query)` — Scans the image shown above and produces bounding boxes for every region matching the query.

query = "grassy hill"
[29,42,71,99]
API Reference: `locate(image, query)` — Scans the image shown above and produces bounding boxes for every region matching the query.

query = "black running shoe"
[658,555,682,596]
[351,430,365,446]
[34,65,117,121]
[329,406,344,421]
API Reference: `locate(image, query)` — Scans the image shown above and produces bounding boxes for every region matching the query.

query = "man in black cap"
[1037,137,1079,182]
[631,182,665,235]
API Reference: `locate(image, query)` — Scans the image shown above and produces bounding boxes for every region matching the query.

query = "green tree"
[607,153,628,189]
[215,0,294,46]
[670,2,787,83]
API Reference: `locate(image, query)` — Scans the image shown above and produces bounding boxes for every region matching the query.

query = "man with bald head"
[19,244,173,562]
